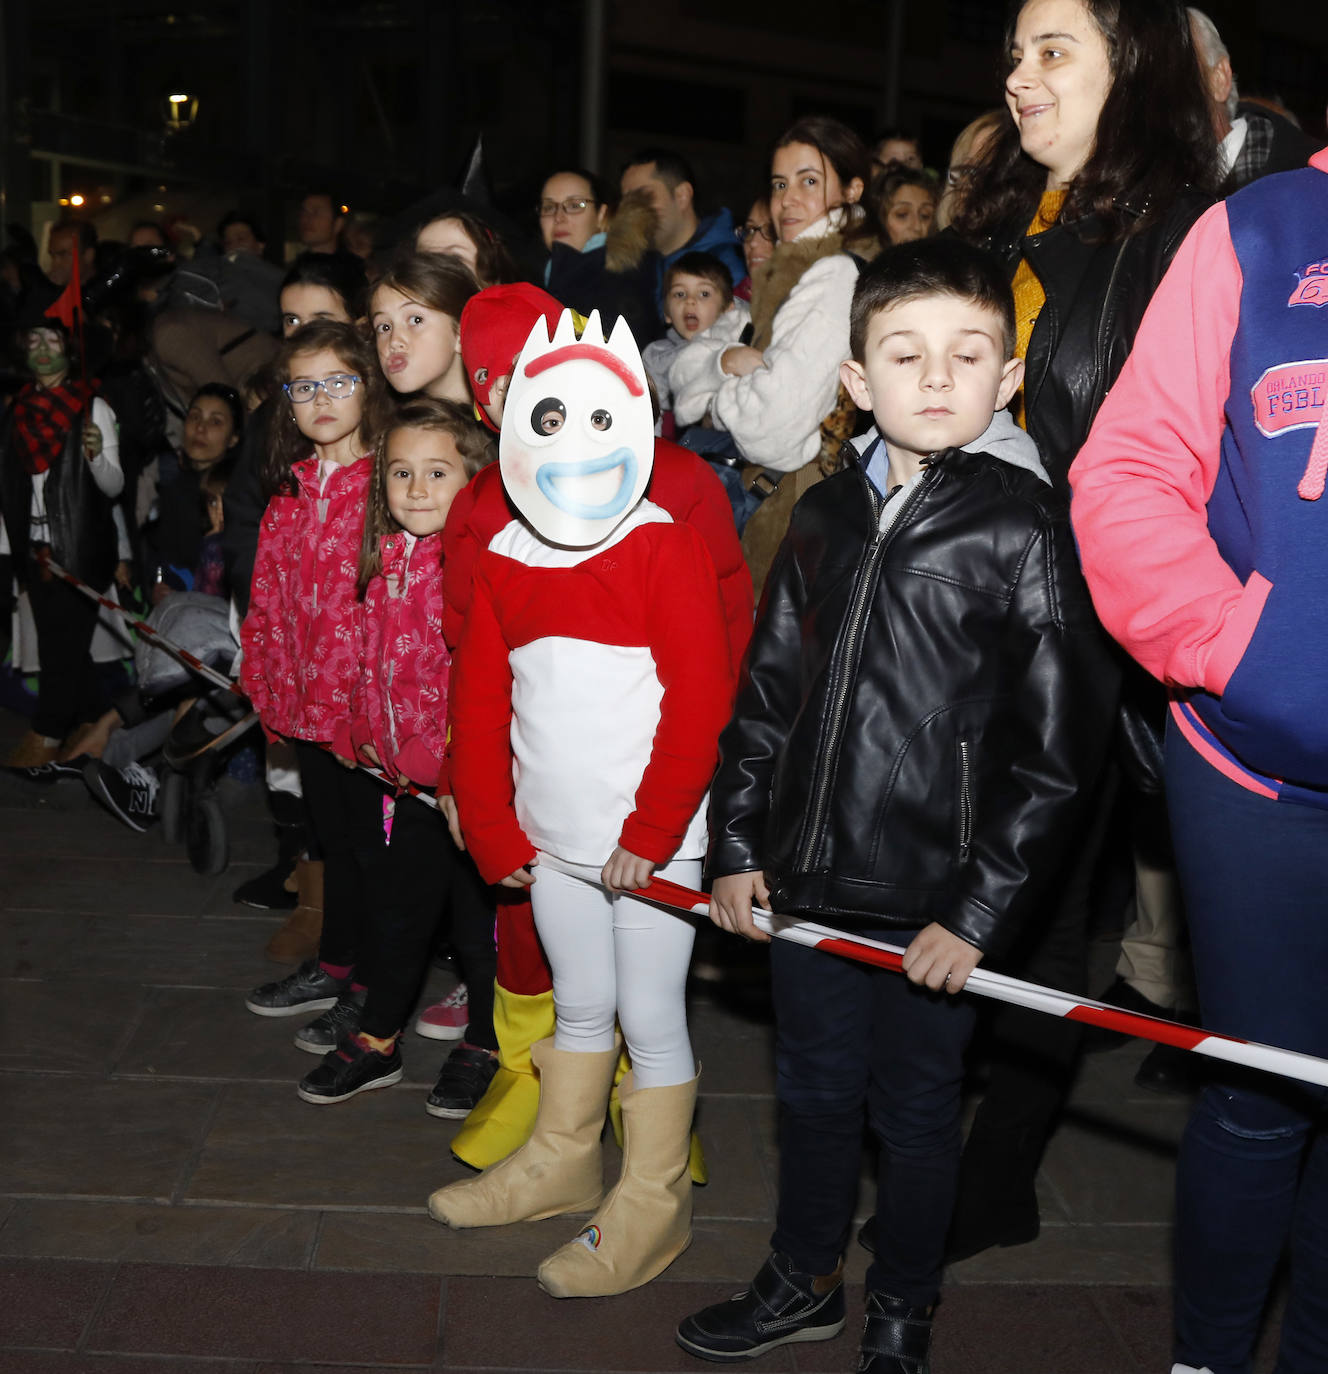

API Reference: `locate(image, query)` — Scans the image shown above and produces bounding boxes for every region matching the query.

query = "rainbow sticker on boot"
[574,1225,602,1251]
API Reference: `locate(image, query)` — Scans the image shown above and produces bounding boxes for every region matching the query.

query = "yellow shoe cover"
[449,985,556,1171]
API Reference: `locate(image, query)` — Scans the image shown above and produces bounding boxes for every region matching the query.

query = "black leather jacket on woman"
[707,447,1118,957]
[984,193,1210,491]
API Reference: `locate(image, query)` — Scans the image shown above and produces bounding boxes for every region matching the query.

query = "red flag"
[43,242,82,331]
[44,230,86,379]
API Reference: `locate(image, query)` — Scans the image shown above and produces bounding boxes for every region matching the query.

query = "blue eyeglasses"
[283,374,361,403]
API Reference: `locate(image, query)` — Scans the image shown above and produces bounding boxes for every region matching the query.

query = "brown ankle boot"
[264,859,323,963]
[6,730,60,768]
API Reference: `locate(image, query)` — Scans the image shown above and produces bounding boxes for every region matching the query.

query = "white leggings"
[530,855,699,1089]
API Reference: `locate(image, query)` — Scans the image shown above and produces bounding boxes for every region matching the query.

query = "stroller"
[132,591,257,875]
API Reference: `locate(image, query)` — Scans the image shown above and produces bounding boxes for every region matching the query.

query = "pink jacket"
[240,454,371,742]
[332,531,452,792]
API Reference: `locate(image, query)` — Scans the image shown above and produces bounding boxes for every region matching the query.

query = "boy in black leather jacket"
[675,239,1115,1371]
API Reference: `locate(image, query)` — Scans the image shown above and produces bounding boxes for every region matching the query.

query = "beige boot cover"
[428,1038,618,1229]
[537,1067,698,1298]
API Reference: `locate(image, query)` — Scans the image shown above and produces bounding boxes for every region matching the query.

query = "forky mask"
[499,309,655,548]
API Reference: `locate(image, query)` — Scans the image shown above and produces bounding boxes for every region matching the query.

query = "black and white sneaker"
[294,988,367,1054]
[297,1036,403,1104]
[83,759,160,831]
[675,1251,845,1362]
[245,960,349,1017]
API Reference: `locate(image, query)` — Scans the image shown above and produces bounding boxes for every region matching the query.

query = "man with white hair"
[1188,7,1315,191]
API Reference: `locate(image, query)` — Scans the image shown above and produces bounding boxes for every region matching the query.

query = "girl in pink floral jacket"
[300,397,500,1111]
[242,321,396,1055]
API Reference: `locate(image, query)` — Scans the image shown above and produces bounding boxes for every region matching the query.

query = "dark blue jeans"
[1166,722,1328,1374]
[676,425,760,534]
[769,932,977,1306]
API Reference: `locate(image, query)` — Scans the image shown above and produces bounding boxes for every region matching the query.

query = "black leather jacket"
[986,194,1210,492]
[707,449,1118,956]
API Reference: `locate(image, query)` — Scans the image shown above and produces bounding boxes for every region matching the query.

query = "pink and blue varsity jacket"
[1070,146,1328,805]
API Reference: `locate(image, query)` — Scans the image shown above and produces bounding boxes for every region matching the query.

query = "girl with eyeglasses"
[538,168,662,347]
[241,320,398,1047]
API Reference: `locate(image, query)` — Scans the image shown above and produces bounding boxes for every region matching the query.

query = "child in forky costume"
[429,309,732,1298]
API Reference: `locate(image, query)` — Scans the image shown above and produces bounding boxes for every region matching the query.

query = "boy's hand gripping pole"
[538,857,1328,1092]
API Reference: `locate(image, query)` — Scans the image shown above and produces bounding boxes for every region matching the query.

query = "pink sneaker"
[414,983,469,1040]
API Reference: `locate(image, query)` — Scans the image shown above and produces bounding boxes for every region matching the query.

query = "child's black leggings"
[294,740,497,1045]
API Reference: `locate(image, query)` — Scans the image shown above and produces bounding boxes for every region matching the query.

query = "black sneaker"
[232,861,299,911]
[425,1042,499,1119]
[297,1036,404,1104]
[245,960,349,1017]
[83,759,160,832]
[675,1251,845,1362]
[294,987,367,1054]
[858,1292,933,1374]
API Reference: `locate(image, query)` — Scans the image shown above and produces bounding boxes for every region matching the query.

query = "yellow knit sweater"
[1011,189,1067,426]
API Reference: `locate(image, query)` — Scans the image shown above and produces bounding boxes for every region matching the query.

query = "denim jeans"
[1166,722,1328,1374]
[676,425,760,533]
[769,932,977,1305]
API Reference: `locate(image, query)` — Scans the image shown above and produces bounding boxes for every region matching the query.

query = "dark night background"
[2,0,1325,255]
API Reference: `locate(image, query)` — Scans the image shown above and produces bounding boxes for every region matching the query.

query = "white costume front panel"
[488,504,710,869]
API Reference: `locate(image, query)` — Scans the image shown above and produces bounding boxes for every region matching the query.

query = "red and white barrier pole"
[39,555,244,698]
[538,857,1328,1092]
[46,556,1326,1090]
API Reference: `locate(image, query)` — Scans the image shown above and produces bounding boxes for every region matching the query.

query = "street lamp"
[163,91,198,133]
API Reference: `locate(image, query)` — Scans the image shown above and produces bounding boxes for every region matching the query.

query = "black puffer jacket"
[984,193,1210,491]
[707,447,1118,957]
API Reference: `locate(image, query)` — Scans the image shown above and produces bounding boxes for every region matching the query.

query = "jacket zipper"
[796,463,937,870]
[957,739,973,864]
[1089,237,1131,419]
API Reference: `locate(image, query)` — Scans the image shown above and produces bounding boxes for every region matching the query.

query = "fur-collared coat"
[544,189,663,347]
[665,216,876,591]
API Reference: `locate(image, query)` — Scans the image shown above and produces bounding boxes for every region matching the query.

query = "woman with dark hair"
[673,114,878,590]
[538,167,661,347]
[416,209,518,290]
[935,0,1219,1263]
[277,252,370,337]
[955,0,1218,486]
[873,168,938,245]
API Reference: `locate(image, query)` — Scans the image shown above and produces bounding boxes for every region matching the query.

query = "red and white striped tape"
[538,856,1328,1092]
[44,556,1327,1090]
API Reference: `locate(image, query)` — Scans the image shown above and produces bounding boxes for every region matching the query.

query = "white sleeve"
[86,397,124,500]
[111,504,132,561]
[711,254,858,473]
[670,304,752,427]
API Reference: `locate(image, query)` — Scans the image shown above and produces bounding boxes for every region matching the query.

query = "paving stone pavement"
[0,710,1285,1372]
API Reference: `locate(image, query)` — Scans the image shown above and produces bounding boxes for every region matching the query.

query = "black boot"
[944,1123,1040,1264]
[233,816,305,910]
[858,1292,932,1373]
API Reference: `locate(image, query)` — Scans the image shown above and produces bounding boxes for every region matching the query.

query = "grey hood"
[849,408,1050,486]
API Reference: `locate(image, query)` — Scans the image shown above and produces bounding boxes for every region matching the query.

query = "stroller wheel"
[186,793,229,876]
[160,770,188,845]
